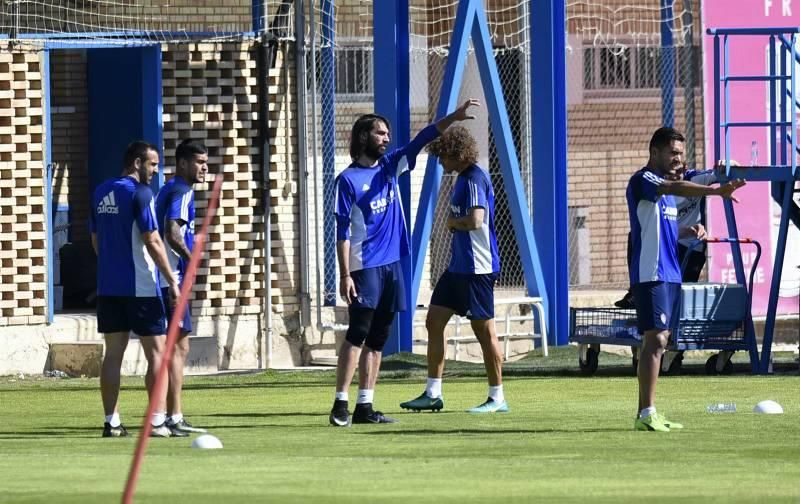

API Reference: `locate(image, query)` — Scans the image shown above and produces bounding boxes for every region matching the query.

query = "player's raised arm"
[390,99,483,177]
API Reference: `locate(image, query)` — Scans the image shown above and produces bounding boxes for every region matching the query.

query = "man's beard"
[138,166,151,184]
[363,142,383,160]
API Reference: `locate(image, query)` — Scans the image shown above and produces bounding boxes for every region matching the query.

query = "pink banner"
[702,0,800,316]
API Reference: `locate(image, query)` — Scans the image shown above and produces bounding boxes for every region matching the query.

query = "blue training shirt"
[334,124,440,271]
[89,176,161,297]
[448,165,500,274]
[155,175,195,285]
[626,167,681,285]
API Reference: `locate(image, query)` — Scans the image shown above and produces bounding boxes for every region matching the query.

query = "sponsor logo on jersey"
[369,189,396,214]
[97,191,119,215]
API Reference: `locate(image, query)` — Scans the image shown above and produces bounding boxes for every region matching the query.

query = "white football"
[753,400,784,414]
[191,434,223,449]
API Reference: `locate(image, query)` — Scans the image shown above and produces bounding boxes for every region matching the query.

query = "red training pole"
[122,176,223,504]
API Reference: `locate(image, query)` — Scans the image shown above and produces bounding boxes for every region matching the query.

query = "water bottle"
[750,140,758,167]
[706,402,737,413]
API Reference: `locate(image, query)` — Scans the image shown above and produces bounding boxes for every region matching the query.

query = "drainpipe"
[295,0,312,327]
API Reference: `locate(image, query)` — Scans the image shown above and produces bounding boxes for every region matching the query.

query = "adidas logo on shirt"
[97,191,119,215]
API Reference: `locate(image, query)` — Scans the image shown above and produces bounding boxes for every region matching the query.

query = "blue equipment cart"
[569,238,761,375]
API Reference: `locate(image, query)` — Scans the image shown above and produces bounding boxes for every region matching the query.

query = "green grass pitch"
[0,348,798,503]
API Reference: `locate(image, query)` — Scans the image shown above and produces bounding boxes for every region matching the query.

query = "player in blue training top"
[399,126,506,414]
[627,127,745,433]
[155,139,209,435]
[90,141,181,438]
[329,99,481,427]
[614,159,736,309]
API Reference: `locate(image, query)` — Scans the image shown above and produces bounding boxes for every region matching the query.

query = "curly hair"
[426,126,479,165]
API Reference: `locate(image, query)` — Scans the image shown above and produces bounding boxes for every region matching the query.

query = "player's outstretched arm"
[435,99,480,133]
[658,178,745,200]
[714,179,747,202]
[395,99,480,174]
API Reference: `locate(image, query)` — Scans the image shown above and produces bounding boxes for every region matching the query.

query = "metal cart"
[569,238,761,375]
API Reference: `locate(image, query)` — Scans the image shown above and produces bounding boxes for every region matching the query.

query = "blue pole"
[410,0,472,313]
[717,33,758,371]
[374,0,412,354]
[252,0,264,33]
[531,0,569,345]
[761,34,798,371]
[660,0,675,127]
[321,0,337,305]
[395,0,412,354]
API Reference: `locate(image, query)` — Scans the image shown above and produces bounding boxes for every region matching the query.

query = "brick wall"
[567,97,706,286]
[0,47,47,326]
[49,50,90,247]
[1,1,254,37]
[162,42,265,319]
[267,43,301,317]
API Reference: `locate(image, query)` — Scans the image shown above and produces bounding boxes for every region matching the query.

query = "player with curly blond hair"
[400,125,506,414]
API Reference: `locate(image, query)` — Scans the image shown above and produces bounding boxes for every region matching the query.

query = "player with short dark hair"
[329,99,480,427]
[90,140,181,438]
[155,138,209,435]
[400,125,506,414]
[628,127,745,432]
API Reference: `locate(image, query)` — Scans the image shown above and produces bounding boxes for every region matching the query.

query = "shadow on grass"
[354,427,624,435]
[204,411,324,418]
[0,425,101,438]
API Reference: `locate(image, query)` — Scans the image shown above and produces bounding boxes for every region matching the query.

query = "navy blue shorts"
[162,288,192,334]
[429,271,498,320]
[96,296,167,337]
[350,261,407,312]
[632,281,681,334]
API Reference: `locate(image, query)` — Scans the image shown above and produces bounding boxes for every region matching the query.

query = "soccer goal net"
[0,0,283,49]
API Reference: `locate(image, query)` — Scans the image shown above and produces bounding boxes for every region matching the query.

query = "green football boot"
[634,413,670,432]
[399,392,444,412]
[661,415,683,429]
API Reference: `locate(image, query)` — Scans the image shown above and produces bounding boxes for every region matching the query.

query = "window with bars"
[583,43,701,93]
[307,41,373,99]
[335,44,373,98]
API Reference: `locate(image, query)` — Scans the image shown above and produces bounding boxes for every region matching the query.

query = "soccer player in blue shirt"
[399,126,506,414]
[329,99,480,426]
[90,141,181,438]
[628,127,745,432]
[614,159,735,309]
[155,139,209,435]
